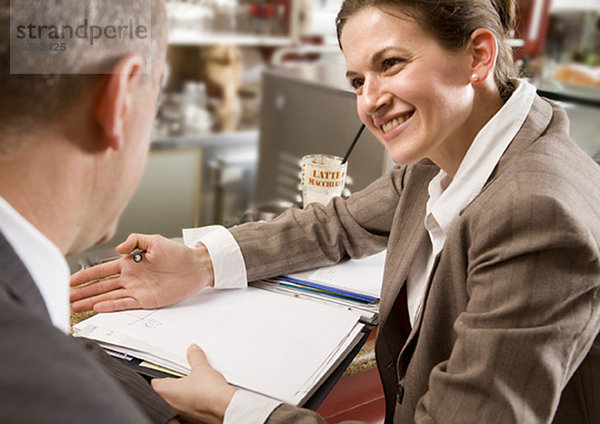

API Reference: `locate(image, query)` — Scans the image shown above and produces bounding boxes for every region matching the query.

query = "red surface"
[316,367,385,424]
[316,331,385,424]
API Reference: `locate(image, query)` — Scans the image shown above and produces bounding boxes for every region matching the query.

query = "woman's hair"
[336,0,518,101]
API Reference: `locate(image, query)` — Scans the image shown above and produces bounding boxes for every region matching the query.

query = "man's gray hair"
[0,0,166,155]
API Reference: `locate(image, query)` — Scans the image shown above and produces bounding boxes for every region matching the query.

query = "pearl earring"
[470,74,479,82]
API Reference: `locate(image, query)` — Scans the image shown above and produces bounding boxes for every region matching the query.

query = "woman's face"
[340,6,477,172]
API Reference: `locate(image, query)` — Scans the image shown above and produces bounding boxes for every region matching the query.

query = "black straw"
[341,124,365,164]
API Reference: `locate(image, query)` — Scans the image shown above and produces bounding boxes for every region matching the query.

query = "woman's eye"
[382,57,404,71]
[350,77,364,90]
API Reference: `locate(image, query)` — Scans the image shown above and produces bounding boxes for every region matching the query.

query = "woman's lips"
[380,111,414,134]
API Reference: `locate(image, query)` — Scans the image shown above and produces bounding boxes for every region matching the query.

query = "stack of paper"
[256,251,386,324]
[74,286,364,406]
[284,250,385,298]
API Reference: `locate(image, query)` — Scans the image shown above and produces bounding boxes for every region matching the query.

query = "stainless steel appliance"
[253,66,391,207]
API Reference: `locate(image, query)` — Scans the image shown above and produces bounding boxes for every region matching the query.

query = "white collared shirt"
[406,79,537,324]
[0,196,70,333]
[188,79,538,422]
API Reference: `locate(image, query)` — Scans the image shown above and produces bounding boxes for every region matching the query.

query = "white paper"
[287,250,386,298]
[74,286,363,405]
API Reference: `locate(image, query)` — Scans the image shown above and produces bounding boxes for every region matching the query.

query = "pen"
[130,248,145,263]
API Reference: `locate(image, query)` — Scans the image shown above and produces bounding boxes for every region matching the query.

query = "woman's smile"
[379,110,415,139]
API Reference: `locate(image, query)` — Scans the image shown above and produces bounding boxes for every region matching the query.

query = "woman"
[71,0,600,422]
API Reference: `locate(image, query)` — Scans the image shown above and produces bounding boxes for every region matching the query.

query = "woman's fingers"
[116,233,153,255]
[71,286,141,312]
[93,296,142,313]
[186,344,209,370]
[70,274,122,303]
[70,259,122,287]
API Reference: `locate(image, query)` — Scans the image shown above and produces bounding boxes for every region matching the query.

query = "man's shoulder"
[0,231,52,320]
[0,233,151,424]
[0,293,151,423]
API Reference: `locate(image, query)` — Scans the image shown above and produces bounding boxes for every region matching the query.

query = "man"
[0,0,177,422]
[70,0,600,422]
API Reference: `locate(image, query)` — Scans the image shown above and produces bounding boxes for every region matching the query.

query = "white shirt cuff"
[224,390,282,424]
[182,226,247,289]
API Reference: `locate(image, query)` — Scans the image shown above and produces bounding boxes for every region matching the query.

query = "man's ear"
[468,28,498,84]
[95,53,145,150]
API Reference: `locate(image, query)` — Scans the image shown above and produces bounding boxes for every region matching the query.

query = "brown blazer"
[229,95,600,423]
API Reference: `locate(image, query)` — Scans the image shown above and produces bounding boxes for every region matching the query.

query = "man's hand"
[152,344,236,424]
[70,234,214,313]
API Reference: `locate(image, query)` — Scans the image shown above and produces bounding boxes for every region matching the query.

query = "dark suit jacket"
[229,96,600,423]
[0,231,177,423]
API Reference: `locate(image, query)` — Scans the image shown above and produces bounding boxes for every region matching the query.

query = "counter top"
[343,339,376,377]
[150,128,259,150]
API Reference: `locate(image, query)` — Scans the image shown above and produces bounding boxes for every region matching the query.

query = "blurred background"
[69,0,600,267]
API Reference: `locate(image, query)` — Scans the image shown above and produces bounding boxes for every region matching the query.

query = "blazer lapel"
[380,228,428,328]
[397,251,441,372]
[0,231,51,321]
[379,167,434,329]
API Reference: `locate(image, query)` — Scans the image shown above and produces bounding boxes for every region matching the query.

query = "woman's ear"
[94,53,145,150]
[468,28,498,85]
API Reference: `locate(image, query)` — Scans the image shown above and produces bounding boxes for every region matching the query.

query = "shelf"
[151,129,260,149]
[168,29,296,46]
[551,0,600,13]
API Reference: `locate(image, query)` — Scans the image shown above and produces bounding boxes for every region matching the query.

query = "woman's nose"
[360,77,390,115]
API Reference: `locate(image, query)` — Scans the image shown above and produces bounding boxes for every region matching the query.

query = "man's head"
[0,0,167,255]
[0,0,167,154]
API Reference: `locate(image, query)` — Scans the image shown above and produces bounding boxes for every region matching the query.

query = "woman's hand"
[152,344,237,424]
[70,233,214,313]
